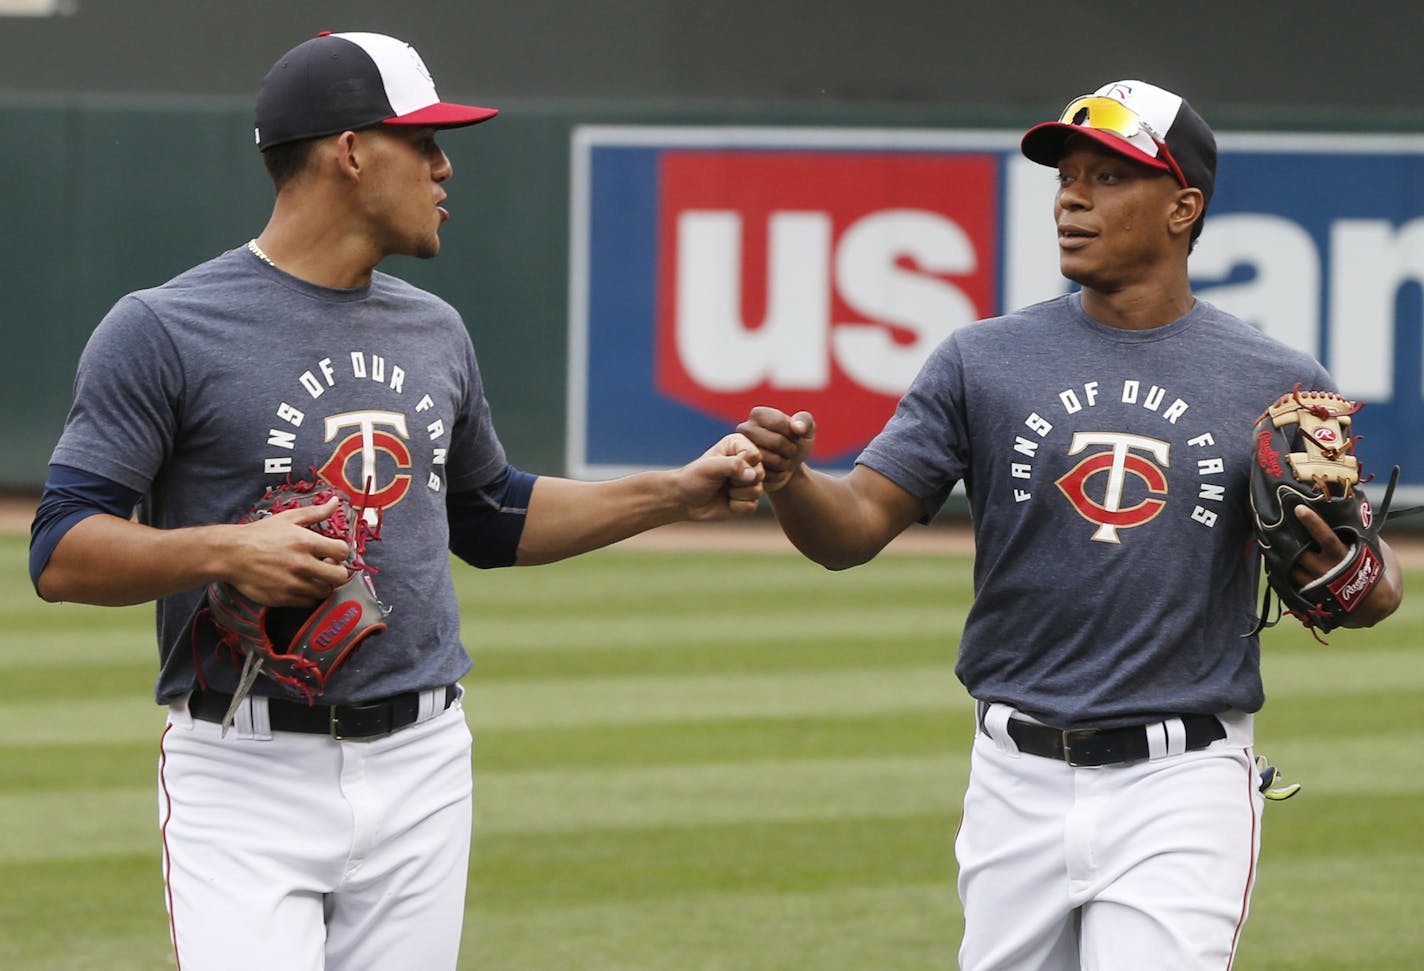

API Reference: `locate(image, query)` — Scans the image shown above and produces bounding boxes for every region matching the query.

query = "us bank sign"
[567,126,1424,502]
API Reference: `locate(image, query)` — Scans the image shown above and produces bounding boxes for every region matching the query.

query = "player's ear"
[1167,187,1204,240]
[331,130,362,182]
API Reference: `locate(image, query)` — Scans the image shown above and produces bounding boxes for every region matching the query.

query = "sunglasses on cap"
[1058,95,1189,190]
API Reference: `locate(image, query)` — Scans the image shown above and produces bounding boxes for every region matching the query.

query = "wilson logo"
[312,603,362,652]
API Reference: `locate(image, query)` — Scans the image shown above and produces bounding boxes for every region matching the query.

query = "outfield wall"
[5,95,1424,508]
[6,2,1424,496]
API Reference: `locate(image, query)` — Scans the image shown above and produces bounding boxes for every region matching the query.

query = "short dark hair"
[261,136,321,191]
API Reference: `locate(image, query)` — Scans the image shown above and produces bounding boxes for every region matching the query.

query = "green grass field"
[0,529,1421,970]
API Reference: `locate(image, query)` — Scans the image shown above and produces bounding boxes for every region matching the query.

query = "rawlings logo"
[1255,431,1283,476]
[1329,546,1382,610]
[1361,499,1374,529]
[312,602,362,652]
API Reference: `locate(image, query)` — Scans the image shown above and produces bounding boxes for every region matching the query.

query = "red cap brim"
[1020,122,1170,174]
[383,102,500,130]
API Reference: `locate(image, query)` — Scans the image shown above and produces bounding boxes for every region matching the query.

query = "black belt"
[188,685,459,741]
[992,711,1226,767]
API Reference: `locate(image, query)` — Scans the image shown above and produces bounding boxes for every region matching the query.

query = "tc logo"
[316,411,412,523]
[1056,432,1171,543]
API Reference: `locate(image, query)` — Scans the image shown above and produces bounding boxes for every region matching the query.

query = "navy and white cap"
[254,31,498,151]
[1021,79,1217,210]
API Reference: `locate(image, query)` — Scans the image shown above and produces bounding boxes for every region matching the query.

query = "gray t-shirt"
[858,293,1333,728]
[52,245,508,704]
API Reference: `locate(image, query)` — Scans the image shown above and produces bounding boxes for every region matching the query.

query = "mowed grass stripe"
[1237,852,1424,969]
[460,603,962,657]
[485,727,1424,798]
[1261,645,1424,695]
[1255,599,1424,655]
[467,740,1424,839]
[3,756,962,864]
[1,669,1414,769]
[466,633,955,681]
[0,696,166,745]
[0,854,173,971]
[0,613,152,664]
[451,548,972,611]
[0,710,962,784]
[12,627,1422,696]
[0,740,157,792]
[15,740,1419,864]
[469,812,957,908]
[1260,790,1424,856]
[464,881,959,971]
[0,633,958,702]
[1255,688,1424,739]
[0,609,153,638]
[0,660,155,703]
[0,787,155,864]
[473,709,964,771]
[465,664,965,729]
[7,630,1420,704]
[0,665,963,747]
[2,614,959,702]
[473,754,966,835]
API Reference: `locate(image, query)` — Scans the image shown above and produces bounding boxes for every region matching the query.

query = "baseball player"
[28,31,763,971]
[739,80,1404,969]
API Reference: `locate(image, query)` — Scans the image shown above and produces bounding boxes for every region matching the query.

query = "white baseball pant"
[956,705,1264,971]
[157,689,472,970]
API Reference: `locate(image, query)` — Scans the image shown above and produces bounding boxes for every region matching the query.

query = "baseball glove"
[1248,385,1397,638]
[203,480,391,710]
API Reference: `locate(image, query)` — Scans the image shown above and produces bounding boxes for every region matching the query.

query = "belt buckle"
[329,705,346,740]
[329,702,392,741]
[1062,728,1105,767]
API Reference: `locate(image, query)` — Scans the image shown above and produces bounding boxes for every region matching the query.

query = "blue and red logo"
[568,126,1424,498]
[654,150,997,458]
[568,131,1011,473]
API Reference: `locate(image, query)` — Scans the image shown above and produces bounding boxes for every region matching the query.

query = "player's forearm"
[515,472,686,565]
[767,467,893,570]
[36,514,238,606]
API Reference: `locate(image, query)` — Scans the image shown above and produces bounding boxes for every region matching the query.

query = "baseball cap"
[1020,80,1216,209]
[254,31,499,151]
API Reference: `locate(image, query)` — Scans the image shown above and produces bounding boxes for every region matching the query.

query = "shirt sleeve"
[446,465,537,568]
[29,463,142,590]
[855,334,970,520]
[441,320,510,494]
[49,294,184,493]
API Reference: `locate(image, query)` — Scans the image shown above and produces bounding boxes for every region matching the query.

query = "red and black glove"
[203,481,390,704]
